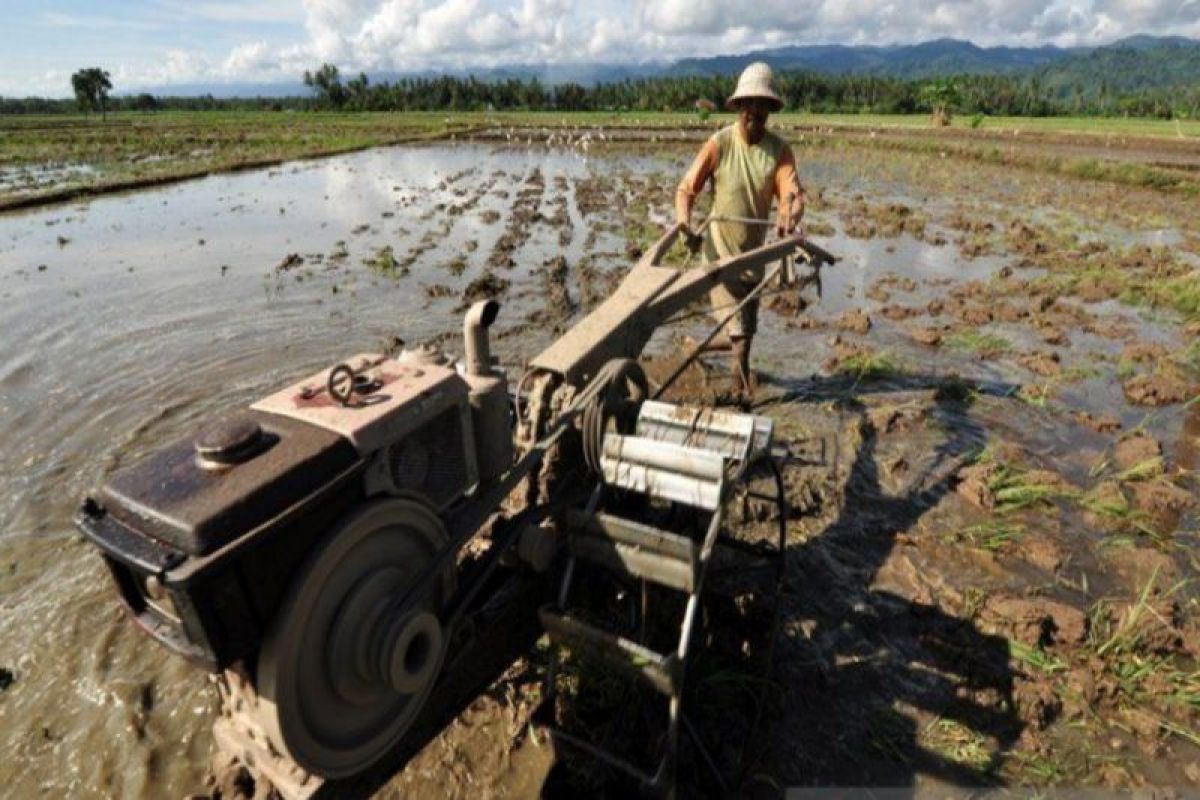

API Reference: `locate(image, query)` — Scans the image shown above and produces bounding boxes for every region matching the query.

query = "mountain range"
[131,35,1200,98]
[668,38,1070,78]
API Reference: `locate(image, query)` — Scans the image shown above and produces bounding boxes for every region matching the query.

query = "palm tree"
[302,64,347,109]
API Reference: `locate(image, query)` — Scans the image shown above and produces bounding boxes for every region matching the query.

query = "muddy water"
[0,144,619,797]
[0,141,1196,797]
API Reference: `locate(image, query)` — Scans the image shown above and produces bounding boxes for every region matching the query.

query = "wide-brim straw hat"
[726,62,783,112]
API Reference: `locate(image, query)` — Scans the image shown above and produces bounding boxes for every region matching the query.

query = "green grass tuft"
[1162,272,1200,319]
[835,350,907,382]
[945,331,1012,356]
[363,244,402,275]
[1074,572,1200,748]
[1115,457,1165,483]
[946,521,1026,551]
[1009,639,1068,674]
[919,718,995,772]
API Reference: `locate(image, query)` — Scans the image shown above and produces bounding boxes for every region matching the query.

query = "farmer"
[675,61,806,397]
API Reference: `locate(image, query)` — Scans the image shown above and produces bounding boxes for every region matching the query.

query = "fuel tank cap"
[397,343,449,367]
[195,416,263,467]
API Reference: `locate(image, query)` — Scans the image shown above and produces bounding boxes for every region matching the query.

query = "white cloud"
[6,0,1199,95]
[222,41,275,74]
[351,0,579,67]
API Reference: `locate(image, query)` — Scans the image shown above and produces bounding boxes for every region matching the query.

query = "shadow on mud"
[742,372,1024,796]
[525,370,1029,797]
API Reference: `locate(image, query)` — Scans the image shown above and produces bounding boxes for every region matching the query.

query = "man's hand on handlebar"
[777,191,806,239]
[776,217,805,240]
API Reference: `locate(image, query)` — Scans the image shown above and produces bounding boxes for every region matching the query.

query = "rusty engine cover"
[76,355,477,671]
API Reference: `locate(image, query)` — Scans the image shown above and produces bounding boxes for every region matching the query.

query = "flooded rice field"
[1,134,1198,797]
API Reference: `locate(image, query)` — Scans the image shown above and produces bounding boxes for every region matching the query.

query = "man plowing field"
[676,62,807,398]
[73,85,836,795]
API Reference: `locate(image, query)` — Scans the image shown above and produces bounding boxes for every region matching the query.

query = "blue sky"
[3,0,1198,97]
[3,0,304,94]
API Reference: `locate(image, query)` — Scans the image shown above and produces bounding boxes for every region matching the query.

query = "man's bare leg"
[731,335,757,398]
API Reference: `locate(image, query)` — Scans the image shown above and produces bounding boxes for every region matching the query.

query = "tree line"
[1,64,1196,119]
[293,65,1200,119]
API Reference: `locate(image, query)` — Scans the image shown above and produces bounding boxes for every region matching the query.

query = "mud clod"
[1016,351,1062,377]
[835,309,872,334]
[955,463,998,510]
[1039,325,1070,346]
[1129,480,1194,516]
[906,324,945,346]
[983,596,1088,648]
[1113,434,1162,471]
[273,253,303,273]
[1122,371,1194,407]
[879,304,921,321]
[1075,410,1122,433]
[460,272,510,308]
[1023,536,1064,573]
[866,403,926,435]
[1121,343,1168,364]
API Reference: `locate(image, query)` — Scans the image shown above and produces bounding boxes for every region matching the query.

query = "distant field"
[2,110,1197,210]
[775,112,1200,138]
[0,111,477,210]
[471,110,1200,138]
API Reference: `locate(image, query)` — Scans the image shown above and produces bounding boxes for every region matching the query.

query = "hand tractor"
[76,222,836,797]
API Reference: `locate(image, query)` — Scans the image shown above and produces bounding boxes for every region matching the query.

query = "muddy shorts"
[708,261,766,339]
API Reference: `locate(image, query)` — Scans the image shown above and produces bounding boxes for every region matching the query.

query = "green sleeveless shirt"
[704,124,787,263]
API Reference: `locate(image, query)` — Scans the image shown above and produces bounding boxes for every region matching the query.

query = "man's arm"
[774,145,806,236]
[675,137,719,232]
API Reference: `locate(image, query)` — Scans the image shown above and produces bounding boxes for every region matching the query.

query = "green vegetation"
[945,331,1012,357]
[8,51,1200,119]
[1016,382,1058,409]
[0,111,476,210]
[1160,273,1200,320]
[945,520,1026,551]
[1011,750,1068,782]
[1178,340,1200,371]
[1084,572,1200,746]
[990,472,1065,513]
[917,79,961,124]
[833,350,907,382]
[69,68,112,121]
[1008,639,1068,674]
[1114,457,1165,483]
[971,446,1072,514]
[363,245,402,276]
[919,718,994,772]
[1116,271,1200,323]
[1037,40,1200,112]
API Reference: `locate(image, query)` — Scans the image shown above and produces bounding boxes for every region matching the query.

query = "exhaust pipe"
[461,300,511,482]
[464,299,499,376]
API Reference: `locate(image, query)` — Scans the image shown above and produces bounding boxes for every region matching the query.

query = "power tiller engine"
[76,224,836,798]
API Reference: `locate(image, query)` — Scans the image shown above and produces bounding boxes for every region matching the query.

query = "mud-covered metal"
[530,225,831,386]
[74,221,834,798]
[194,415,265,467]
[96,410,358,557]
